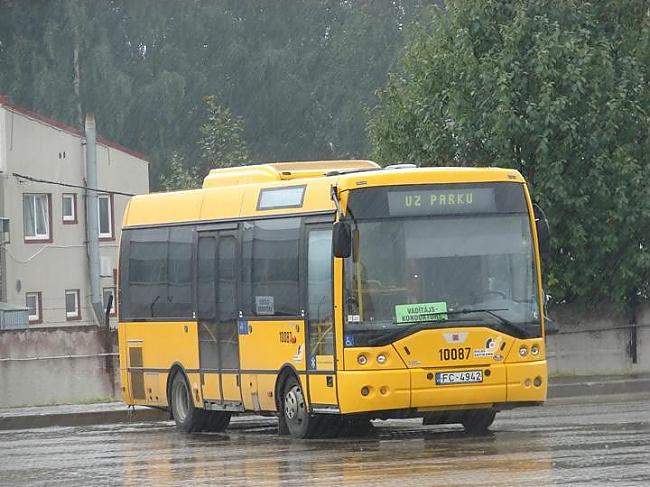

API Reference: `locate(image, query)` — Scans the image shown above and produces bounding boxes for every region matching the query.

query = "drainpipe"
[84,113,103,326]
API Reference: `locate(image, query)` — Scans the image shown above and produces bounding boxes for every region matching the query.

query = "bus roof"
[123,162,525,228]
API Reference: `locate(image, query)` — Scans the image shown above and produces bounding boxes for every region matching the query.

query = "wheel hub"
[285,388,299,420]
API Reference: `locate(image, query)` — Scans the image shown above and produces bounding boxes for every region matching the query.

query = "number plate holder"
[435,370,483,385]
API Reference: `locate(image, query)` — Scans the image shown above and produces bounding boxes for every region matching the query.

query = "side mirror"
[333,221,351,258]
[533,203,550,258]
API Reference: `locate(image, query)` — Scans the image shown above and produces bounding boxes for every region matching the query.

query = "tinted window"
[242,218,301,316]
[197,236,217,320]
[120,226,194,320]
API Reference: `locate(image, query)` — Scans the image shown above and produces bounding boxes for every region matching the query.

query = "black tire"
[203,410,231,432]
[461,409,496,434]
[282,376,318,439]
[170,372,205,433]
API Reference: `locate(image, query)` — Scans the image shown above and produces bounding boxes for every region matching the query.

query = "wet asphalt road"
[0,394,649,487]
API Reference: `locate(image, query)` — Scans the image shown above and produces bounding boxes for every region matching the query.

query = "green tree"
[369,0,650,312]
[198,95,250,174]
[158,152,200,191]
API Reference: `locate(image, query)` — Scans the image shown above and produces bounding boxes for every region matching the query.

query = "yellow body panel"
[308,375,338,405]
[221,373,241,403]
[337,370,411,414]
[506,361,548,401]
[201,373,222,402]
[239,320,306,371]
[118,321,199,406]
[238,319,306,412]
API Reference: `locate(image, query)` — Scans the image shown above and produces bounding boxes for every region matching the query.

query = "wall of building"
[0,303,647,408]
[546,303,650,376]
[0,326,119,407]
[0,105,148,328]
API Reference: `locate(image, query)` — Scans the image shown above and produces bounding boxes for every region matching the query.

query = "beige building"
[0,95,149,328]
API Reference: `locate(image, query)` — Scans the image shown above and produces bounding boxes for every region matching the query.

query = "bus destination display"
[387,188,496,216]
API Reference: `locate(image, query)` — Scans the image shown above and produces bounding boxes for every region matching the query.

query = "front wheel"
[170,372,205,433]
[461,409,496,434]
[282,376,318,439]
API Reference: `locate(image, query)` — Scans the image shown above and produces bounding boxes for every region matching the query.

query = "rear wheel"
[170,372,205,433]
[461,409,496,434]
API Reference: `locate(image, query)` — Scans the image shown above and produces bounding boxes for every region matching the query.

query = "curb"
[547,376,650,399]
[0,407,168,431]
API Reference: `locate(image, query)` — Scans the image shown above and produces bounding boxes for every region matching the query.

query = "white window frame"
[65,289,81,320]
[25,292,41,324]
[23,193,51,241]
[98,193,113,239]
[62,193,77,223]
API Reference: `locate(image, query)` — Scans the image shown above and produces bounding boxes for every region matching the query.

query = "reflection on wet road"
[1,394,649,486]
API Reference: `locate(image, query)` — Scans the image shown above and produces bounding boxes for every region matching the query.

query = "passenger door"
[197,229,242,409]
[305,224,338,409]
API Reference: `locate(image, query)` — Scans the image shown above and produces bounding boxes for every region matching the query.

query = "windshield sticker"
[395,302,448,324]
[347,314,361,323]
[344,335,355,347]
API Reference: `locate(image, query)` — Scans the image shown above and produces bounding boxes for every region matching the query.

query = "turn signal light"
[357,354,368,365]
[518,345,529,357]
[376,353,387,365]
[531,344,540,356]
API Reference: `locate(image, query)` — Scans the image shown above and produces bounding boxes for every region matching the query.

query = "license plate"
[435,370,483,385]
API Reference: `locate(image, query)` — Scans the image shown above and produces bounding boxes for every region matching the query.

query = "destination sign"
[387,188,496,216]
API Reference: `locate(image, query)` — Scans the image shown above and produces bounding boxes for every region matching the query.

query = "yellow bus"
[117,160,550,438]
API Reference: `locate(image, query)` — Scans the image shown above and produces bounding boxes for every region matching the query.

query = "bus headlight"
[518,345,529,357]
[357,354,368,365]
[376,353,387,365]
[531,344,540,356]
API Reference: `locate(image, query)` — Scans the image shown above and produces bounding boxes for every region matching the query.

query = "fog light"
[377,353,387,365]
[534,376,543,387]
[519,345,529,357]
[361,386,370,396]
[380,386,388,395]
[531,344,540,356]
[357,354,368,365]
[524,378,532,387]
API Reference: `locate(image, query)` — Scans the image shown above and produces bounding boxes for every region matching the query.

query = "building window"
[25,292,42,324]
[62,193,77,224]
[65,289,81,320]
[98,194,114,240]
[103,287,116,316]
[23,194,51,242]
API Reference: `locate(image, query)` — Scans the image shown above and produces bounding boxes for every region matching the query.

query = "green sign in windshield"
[395,302,448,324]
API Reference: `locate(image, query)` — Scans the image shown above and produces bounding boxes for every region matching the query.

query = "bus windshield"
[343,184,541,346]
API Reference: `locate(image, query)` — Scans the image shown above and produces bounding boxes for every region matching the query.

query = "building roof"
[0,95,148,163]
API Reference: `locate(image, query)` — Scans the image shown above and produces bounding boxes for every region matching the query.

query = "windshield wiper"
[446,308,510,325]
[366,308,524,346]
